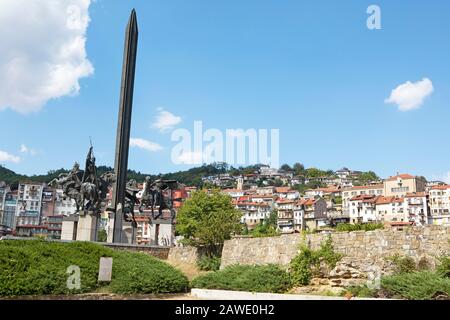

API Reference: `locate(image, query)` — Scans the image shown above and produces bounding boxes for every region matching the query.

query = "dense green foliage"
[191,264,291,293]
[196,255,221,271]
[176,189,242,255]
[109,251,189,294]
[0,240,188,296]
[381,271,450,300]
[243,211,280,238]
[437,256,450,278]
[289,236,342,286]
[388,254,417,274]
[335,223,384,232]
[342,285,376,298]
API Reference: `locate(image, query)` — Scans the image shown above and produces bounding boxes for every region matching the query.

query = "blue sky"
[0,0,449,181]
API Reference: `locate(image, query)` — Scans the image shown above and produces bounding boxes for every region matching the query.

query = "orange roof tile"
[386,174,415,181]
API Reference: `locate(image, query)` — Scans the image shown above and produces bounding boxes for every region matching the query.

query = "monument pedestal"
[76,214,98,241]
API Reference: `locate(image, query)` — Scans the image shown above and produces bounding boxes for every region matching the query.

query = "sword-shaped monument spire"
[112,9,138,243]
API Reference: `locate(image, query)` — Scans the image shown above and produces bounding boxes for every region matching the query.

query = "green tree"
[356,171,379,184]
[293,163,305,175]
[176,189,242,255]
[280,164,292,172]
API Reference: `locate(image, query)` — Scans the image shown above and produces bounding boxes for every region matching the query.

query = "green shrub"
[191,264,291,293]
[381,271,450,300]
[289,236,342,286]
[196,255,221,271]
[436,256,450,278]
[0,240,188,296]
[388,254,417,274]
[289,246,316,286]
[109,251,189,294]
[342,285,376,298]
[336,223,384,232]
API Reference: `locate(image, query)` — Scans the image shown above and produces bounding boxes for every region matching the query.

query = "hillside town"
[1,165,449,244]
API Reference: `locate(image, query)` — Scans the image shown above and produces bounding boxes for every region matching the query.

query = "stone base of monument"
[106,215,135,244]
[76,214,98,241]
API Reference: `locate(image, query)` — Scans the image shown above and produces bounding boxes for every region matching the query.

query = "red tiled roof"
[386,174,415,181]
[343,184,383,191]
[376,196,403,205]
[431,185,450,190]
[275,187,291,193]
[350,194,378,202]
[405,192,427,198]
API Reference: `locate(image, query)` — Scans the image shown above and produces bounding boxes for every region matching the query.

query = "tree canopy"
[175,189,242,255]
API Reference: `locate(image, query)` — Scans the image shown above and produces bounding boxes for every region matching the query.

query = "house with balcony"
[428,185,450,225]
[348,194,379,224]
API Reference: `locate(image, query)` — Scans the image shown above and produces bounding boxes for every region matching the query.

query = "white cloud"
[152,108,182,132]
[20,144,37,156]
[385,78,434,111]
[0,0,94,113]
[0,150,20,163]
[130,138,163,152]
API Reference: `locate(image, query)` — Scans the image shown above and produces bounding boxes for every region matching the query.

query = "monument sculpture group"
[54,9,179,244]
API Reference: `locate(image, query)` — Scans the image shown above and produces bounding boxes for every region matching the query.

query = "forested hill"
[0,163,234,189]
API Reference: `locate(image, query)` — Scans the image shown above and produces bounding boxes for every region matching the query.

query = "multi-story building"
[1,190,17,229]
[276,199,294,232]
[303,198,328,230]
[0,181,9,226]
[54,189,77,216]
[239,201,272,229]
[348,194,378,224]
[375,196,406,223]
[15,183,44,227]
[383,174,426,197]
[342,184,384,216]
[404,192,428,226]
[428,185,450,225]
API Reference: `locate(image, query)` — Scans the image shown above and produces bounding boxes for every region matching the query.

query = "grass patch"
[191,264,291,293]
[0,240,188,297]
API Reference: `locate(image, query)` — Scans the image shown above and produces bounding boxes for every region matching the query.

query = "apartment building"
[384,174,426,197]
[342,184,384,216]
[348,194,378,224]
[428,185,450,225]
[15,183,44,227]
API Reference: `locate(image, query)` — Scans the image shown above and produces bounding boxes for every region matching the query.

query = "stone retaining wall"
[221,225,450,287]
[103,243,170,260]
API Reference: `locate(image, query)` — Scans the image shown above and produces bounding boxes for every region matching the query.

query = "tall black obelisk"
[112,9,138,243]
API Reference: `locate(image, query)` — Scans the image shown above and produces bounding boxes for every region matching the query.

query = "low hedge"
[191,264,291,293]
[380,271,450,300]
[0,240,188,296]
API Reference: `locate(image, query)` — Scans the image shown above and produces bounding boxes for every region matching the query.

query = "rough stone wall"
[103,243,170,260]
[221,226,450,287]
[167,246,199,266]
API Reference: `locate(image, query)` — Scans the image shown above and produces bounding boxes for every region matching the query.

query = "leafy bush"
[109,251,189,294]
[387,254,417,274]
[381,271,450,300]
[336,223,384,232]
[289,236,342,286]
[197,255,221,271]
[191,264,291,293]
[0,240,188,296]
